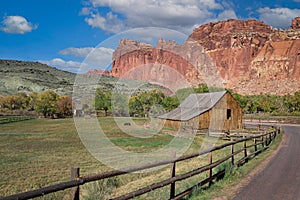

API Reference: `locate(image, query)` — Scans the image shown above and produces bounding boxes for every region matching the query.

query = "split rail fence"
[1,125,280,200]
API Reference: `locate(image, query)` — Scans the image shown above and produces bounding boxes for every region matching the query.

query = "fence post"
[231,140,234,165]
[169,161,176,199]
[208,152,213,187]
[254,138,257,156]
[170,151,176,199]
[244,140,248,163]
[71,167,80,200]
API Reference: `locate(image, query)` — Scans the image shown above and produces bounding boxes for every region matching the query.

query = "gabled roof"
[158,91,227,121]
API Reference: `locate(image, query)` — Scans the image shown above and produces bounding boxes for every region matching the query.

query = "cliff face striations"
[188,18,300,95]
[89,18,300,95]
[110,38,223,92]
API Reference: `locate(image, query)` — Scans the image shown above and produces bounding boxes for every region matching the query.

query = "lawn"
[0,117,247,199]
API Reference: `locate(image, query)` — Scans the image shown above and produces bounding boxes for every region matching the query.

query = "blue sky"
[0,0,299,73]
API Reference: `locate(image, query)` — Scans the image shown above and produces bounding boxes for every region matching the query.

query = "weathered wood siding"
[205,92,242,130]
[163,92,242,131]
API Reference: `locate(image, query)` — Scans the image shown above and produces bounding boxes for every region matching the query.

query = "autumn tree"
[35,90,59,117]
[57,96,73,117]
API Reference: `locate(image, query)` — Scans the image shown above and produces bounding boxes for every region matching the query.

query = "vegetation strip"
[2,126,278,200]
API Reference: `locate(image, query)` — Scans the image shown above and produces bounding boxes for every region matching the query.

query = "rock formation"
[88,18,300,95]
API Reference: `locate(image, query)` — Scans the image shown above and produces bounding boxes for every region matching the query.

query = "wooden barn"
[158,91,242,131]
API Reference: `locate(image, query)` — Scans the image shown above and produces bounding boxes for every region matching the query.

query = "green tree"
[95,89,112,116]
[162,96,179,111]
[128,90,165,117]
[194,83,209,93]
[111,93,129,117]
[129,96,143,116]
[35,90,59,117]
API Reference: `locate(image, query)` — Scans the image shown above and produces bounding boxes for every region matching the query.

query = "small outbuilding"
[158,91,242,131]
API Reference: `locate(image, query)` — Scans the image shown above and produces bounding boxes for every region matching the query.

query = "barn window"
[227,109,231,120]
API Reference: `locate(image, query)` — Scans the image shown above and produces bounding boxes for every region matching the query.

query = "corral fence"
[244,115,300,124]
[1,125,280,200]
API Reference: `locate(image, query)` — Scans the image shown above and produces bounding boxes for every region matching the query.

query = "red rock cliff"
[99,18,300,95]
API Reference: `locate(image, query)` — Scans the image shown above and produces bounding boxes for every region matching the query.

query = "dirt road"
[232,125,300,200]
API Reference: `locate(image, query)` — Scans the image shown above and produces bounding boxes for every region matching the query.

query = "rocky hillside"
[0,60,75,96]
[0,60,166,96]
[99,17,300,95]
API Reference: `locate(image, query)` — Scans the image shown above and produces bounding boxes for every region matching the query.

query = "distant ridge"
[0,60,75,96]
[0,60,167,96]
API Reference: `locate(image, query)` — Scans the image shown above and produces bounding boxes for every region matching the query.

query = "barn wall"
[196,93,242,130]
[161,92,243,131]
[205,93,242,130]
[163,119,181,130]
[225,92,243,130]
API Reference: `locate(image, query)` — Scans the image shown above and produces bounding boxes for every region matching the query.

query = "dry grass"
[0,117,259,199]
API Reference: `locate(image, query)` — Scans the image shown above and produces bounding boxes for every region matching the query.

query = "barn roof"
[158,91,227,121]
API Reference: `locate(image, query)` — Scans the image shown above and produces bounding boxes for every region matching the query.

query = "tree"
[28,92,38,111]
[162,96,179,112]
[129,96,143,116]
[57,96,73,117]
[95,89,112,116]
[111,93,129,116]
[35,90,59,117]
[128,90,165,117]
[194,83,209,93]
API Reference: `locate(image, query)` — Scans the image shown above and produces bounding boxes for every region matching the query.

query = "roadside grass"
[186,132,282,200]
[0,117,276,200]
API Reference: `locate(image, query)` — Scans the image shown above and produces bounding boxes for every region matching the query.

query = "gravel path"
[232,125,300,200]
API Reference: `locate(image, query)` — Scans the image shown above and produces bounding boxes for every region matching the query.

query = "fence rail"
[1,124,280,200]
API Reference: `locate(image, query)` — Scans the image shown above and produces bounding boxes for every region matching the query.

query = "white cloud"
[85,12,125,33]
[59,47,114,67]
[80,7,92,15]
[40,58,86,72]
[83,0,236,34]
[258,7,300,29]
[1,15,37,34]
[217,9,238,21]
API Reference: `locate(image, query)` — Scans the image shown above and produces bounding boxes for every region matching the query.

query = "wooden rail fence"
[1,125,280,200]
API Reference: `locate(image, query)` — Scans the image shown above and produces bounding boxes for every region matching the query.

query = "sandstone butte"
[88,17,300,95]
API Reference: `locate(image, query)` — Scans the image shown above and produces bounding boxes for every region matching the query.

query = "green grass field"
[0,117,260,199]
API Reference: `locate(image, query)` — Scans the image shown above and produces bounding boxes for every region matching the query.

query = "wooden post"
[170,151,176,199]
[254,138,257,156]
[208,152,213,187]
[71,167,80,200]
[244,140,248,163]
[231,141,234,165]
[170,161,176,199]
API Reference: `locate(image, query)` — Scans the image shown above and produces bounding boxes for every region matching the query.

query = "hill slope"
[0,60,167,96]
[0,60,75,96]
